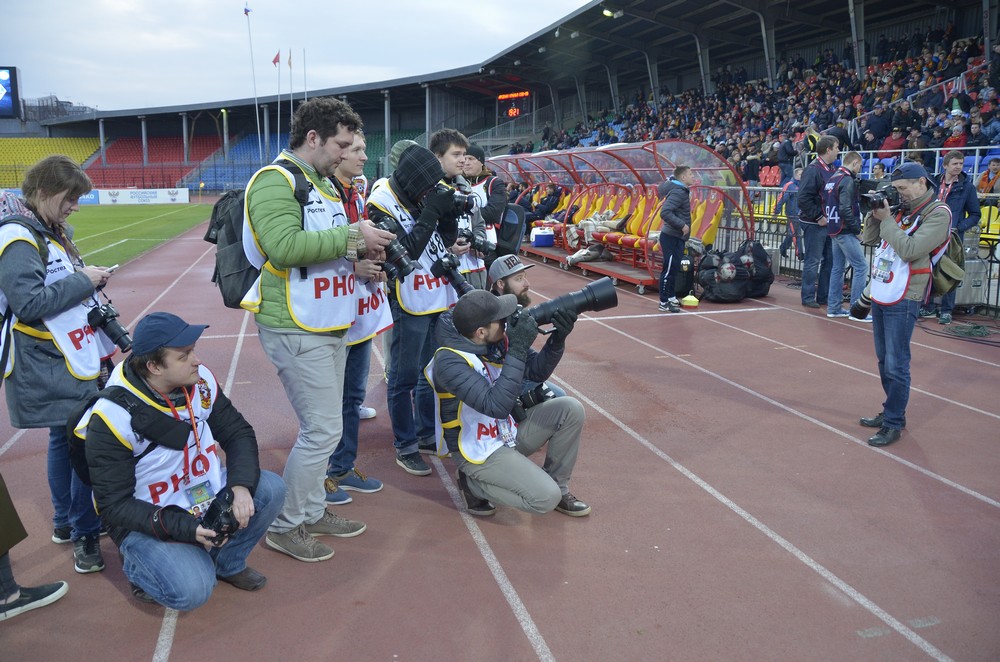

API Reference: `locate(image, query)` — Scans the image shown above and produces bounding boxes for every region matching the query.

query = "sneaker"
[396,452,432,476]
[554,493,591,517]
[417,439,438,455]
[129,582,157,604]
[73,534,105,574]
[52,526,71,544]
[826,309,850,318]
[802,301,820,309]
[336,468,383,493]
[456,471,496,517]
[358,405,377,420]
[918,307,937,318]
[266,525,334,562]
[658,301,680,313]
[323,476,353,504]
[0,582,69,620]
[304,510,367,538]
[939,312,952,325]
[849,314,873,323]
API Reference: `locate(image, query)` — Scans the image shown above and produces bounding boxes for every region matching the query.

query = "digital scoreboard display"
[498,91,530,120]
[0,67,21,119]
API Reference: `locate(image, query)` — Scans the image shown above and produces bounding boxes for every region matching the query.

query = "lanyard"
[152,385,202,484]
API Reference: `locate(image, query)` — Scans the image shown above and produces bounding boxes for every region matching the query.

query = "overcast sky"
[7,0,591,111]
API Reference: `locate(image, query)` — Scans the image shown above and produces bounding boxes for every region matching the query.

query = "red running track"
[1,220,998,661]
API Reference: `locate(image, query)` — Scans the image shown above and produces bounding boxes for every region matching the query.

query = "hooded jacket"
[430,310,563,456]
[657,178,692,239]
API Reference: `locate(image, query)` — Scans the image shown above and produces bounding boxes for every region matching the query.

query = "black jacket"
[85,362,261,546]
[798,159,833,223]
[657,179,692,239]
[431,311,563,455]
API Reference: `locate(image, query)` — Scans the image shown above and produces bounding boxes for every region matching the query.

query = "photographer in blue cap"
[76,312,285,610]
[858,162,951,447]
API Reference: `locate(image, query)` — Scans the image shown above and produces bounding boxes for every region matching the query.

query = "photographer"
[0,156,118,576]
[80,313,285,610]
[426,290,590,518]
[824,151,870,320]
[463,142,506,271]
[859,163,951,447]
[367,144,464,476]
[430,129,487,288]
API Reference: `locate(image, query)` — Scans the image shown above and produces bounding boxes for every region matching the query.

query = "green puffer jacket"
[245,152,351,332]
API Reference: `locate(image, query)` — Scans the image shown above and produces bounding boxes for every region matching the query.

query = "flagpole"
[244,3,263,164]
[303,49,308,102]
[275,51,281,156]
[288,48,294,132]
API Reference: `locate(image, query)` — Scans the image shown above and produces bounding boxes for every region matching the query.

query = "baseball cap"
[466,143,486,163]
[132,312,209,355]
[488,254,533,285]
[890,162,931,182]
[452,291,518,336]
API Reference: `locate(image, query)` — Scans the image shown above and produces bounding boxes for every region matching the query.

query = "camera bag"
[203,160,311,309]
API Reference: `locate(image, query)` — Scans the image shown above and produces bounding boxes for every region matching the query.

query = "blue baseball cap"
[890,162,932,182]
[132,312,208,355]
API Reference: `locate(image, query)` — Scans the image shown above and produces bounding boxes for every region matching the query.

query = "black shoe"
[417,439,437,455]
[456,471,496,517]
[51,526,72,544]
[868,427,902,447]
[554,492,592,517]
[217,566,267,591]
[73,534,105,574]
[129,582,157,604]
[0,582,69,620]
[802,301,820,309]
[395,452,432,476]
[859,413,884,428]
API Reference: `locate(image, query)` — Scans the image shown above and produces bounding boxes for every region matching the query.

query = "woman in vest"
[0,155,118,574]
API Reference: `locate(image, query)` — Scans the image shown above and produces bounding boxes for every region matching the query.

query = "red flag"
[272,51,280,67]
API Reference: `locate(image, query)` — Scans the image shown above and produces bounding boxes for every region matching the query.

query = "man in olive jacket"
[243,97,394,563]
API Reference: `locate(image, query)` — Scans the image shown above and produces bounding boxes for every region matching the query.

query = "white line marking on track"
[431,456,555,662]
[152,610,179,662]
[550,374,953,661]
[222,312,253,394]
[0,429,26,458]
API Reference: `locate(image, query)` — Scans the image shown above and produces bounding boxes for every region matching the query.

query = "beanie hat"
[389,139,419,170]
[466,143,486,163]
[391,145,444,202]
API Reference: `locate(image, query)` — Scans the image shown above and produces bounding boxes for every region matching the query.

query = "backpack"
[735,239,775,298]
[203,160,311,309]
[67,385,193,486]
[929,229,965,298]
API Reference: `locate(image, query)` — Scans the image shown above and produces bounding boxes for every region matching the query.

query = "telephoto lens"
[850,292,872,320]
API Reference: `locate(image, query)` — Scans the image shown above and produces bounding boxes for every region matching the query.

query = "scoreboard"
[498,91,531,121]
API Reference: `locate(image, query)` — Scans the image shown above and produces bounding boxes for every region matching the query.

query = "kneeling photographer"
[367,143,468,476]
[856,162,951,448]
[79,313,284,610]
[426,289,592,519]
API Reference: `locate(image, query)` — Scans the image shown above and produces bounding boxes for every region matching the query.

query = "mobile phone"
[106,264,120,273]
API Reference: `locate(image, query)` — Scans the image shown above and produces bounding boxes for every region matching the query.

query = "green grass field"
[69,203,213,268]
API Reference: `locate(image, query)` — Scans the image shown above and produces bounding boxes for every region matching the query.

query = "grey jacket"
[0,213,98,428]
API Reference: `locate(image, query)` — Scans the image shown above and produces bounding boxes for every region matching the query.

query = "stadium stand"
[0,137,100,188]
[85,136,222,189]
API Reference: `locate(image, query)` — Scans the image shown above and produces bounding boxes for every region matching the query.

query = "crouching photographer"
[367,144,468,476]
[0,156,123,576]
[78,312,285,610]
[425,289,592,519]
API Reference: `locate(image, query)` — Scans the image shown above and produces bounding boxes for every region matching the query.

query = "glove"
[505,312,539,359]
[549,308,578,344]
[417,186,455,225]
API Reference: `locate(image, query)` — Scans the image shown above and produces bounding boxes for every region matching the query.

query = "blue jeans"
[327,339,371,475]
[872,298,921,430]
[801,223,832,305]
[828,233,869,314]
[658,233,685,304]
[387,296,439,455]
[48,426,100,540]
[119,470,284,611]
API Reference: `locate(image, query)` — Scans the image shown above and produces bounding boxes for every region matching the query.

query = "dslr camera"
[88,301,133,352]
[458,228,497,255]
[199,487,240,546]
[859,181,901,214]
[510,276,619,326]
[431,253,474,297]
[511,382,557,423]
[434,182,477,215]
[371,216,418,280]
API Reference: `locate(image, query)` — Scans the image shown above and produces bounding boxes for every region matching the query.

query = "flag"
[272,51,280,67]
[243,3,251,15]
[288,49,292,70]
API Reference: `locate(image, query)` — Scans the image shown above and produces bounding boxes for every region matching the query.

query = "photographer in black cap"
[79,312,284,610]
[367,144,466,476]
[425,290,590,518]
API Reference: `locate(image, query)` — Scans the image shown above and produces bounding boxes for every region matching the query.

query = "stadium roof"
[43,0,982,129]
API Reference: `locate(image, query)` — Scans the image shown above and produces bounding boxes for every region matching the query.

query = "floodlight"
[570,31,580,38]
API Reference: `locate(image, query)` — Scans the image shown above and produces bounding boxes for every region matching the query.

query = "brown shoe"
[217,566,267,591]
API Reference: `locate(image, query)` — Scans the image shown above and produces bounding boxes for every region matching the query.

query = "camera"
[199,487,240,546]
[435,182,477,215]
[859,186,901,214]
[458,228,497,255]
[511,276,619,326]
[371,217,418,280]
[511,382,557,423]
[88,301,133,352]
[850,291,872,320]
[430,253,475,296]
